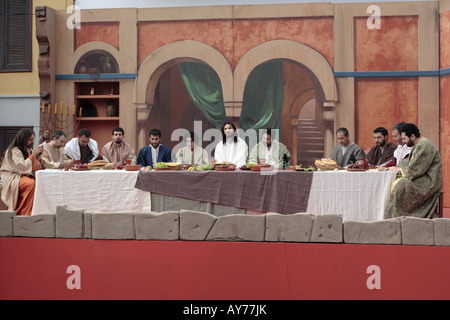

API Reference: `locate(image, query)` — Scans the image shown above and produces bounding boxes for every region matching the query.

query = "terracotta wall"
[75,22,120,51]
[137,18,333,71]
[353,16,419,151]
[355,79,418,151]
[440,9,450,206]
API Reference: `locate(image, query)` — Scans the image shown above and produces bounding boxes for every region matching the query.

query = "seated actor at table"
[102,127,137,168]
[214,121,248,167]
[40,130,73,169]
[378,122,413,169]
[64,128,100,164]
[330,127,366,169]
[366,127,396,167]
[384,123,442,219]
[0,128,43,215]
[175,131,209,166]
[248,128,290,169]
[137,128,172,167]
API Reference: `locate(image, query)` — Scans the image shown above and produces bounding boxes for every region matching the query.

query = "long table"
[136,170,397,221]
[32,169,396,221]
[32,170,151,215]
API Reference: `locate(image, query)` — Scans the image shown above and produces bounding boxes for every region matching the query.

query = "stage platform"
[1,237,450,300]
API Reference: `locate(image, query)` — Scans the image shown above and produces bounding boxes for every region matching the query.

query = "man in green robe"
[248,129,290,169]
[384,123,442,219]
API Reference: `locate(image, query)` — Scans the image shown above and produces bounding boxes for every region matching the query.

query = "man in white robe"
[176,131,209,166]
[64,128,99,163]
[214,122,248,167]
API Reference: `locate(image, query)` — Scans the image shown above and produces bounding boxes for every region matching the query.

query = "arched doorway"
[240,59,329,166]
[134,40,233,149]
[234,40,337,165]
[143,62,219,152]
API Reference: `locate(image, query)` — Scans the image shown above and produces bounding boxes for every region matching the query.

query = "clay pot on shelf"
[106,100,118,117]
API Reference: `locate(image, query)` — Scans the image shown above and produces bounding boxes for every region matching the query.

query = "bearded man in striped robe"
[0,128,43,215]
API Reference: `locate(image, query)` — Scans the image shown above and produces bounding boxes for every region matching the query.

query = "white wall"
[0,95,41,147]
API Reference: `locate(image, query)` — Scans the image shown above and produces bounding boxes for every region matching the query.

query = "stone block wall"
[1,206,449,246]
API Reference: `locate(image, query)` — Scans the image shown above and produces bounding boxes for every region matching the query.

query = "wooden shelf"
[76,95,120,99]
[76,117,119,121]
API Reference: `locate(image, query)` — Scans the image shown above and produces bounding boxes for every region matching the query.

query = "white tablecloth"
[306,171,397,221]
[32,170,151,215]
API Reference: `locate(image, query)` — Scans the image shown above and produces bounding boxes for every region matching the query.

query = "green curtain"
[177,62,227,129]
[239,61,284,131]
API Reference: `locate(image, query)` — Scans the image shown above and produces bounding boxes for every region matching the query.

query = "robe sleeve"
[200,148,209,166]
[367,147,376,165]
[214,142,224,162]
[128,150,137,166]
[137,147,148,167]
[7,148,35,175]
[235,139,248,167]
[403,141,436,180]
[248,144,259,164]
[175,147,186,164]
[40,150,62,169]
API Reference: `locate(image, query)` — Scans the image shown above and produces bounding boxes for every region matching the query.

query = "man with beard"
[384,123,442,219]
[65,128,100,163]
[137,128,172,167]
[248,128,290,168]
[366,127,396,167]
[102,127,136,168]
[214,121,248,167]
[378,122,412,169]
[40,130,73,169]
[0,128,43,215]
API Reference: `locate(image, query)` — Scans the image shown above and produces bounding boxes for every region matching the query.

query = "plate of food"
[167,162,182,170]
[71,165,89,171]
[239,162,256,171]
[214,162,235,171]
[250,164,272,171]
[314,159,338,171]
[346,162,367,171]
[154,162,170,171]
[124,164,141,171]
[214,162,236,171]
[346,168,366,172]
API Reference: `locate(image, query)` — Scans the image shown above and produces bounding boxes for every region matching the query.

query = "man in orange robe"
[0,128,43,215]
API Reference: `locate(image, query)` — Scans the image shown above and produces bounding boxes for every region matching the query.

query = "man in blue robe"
[137,129,172,167]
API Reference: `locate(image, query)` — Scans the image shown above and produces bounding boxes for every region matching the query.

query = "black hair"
[5,128,35,160]
[221,122,237,144]
[336,127,349,136]
[186,131,198,142]
[149,129,161,137]
[373,127,388,136]
[399,123,420,138]
[77,128,91,138]
[112,127,124,135]
[52,130,67,140]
